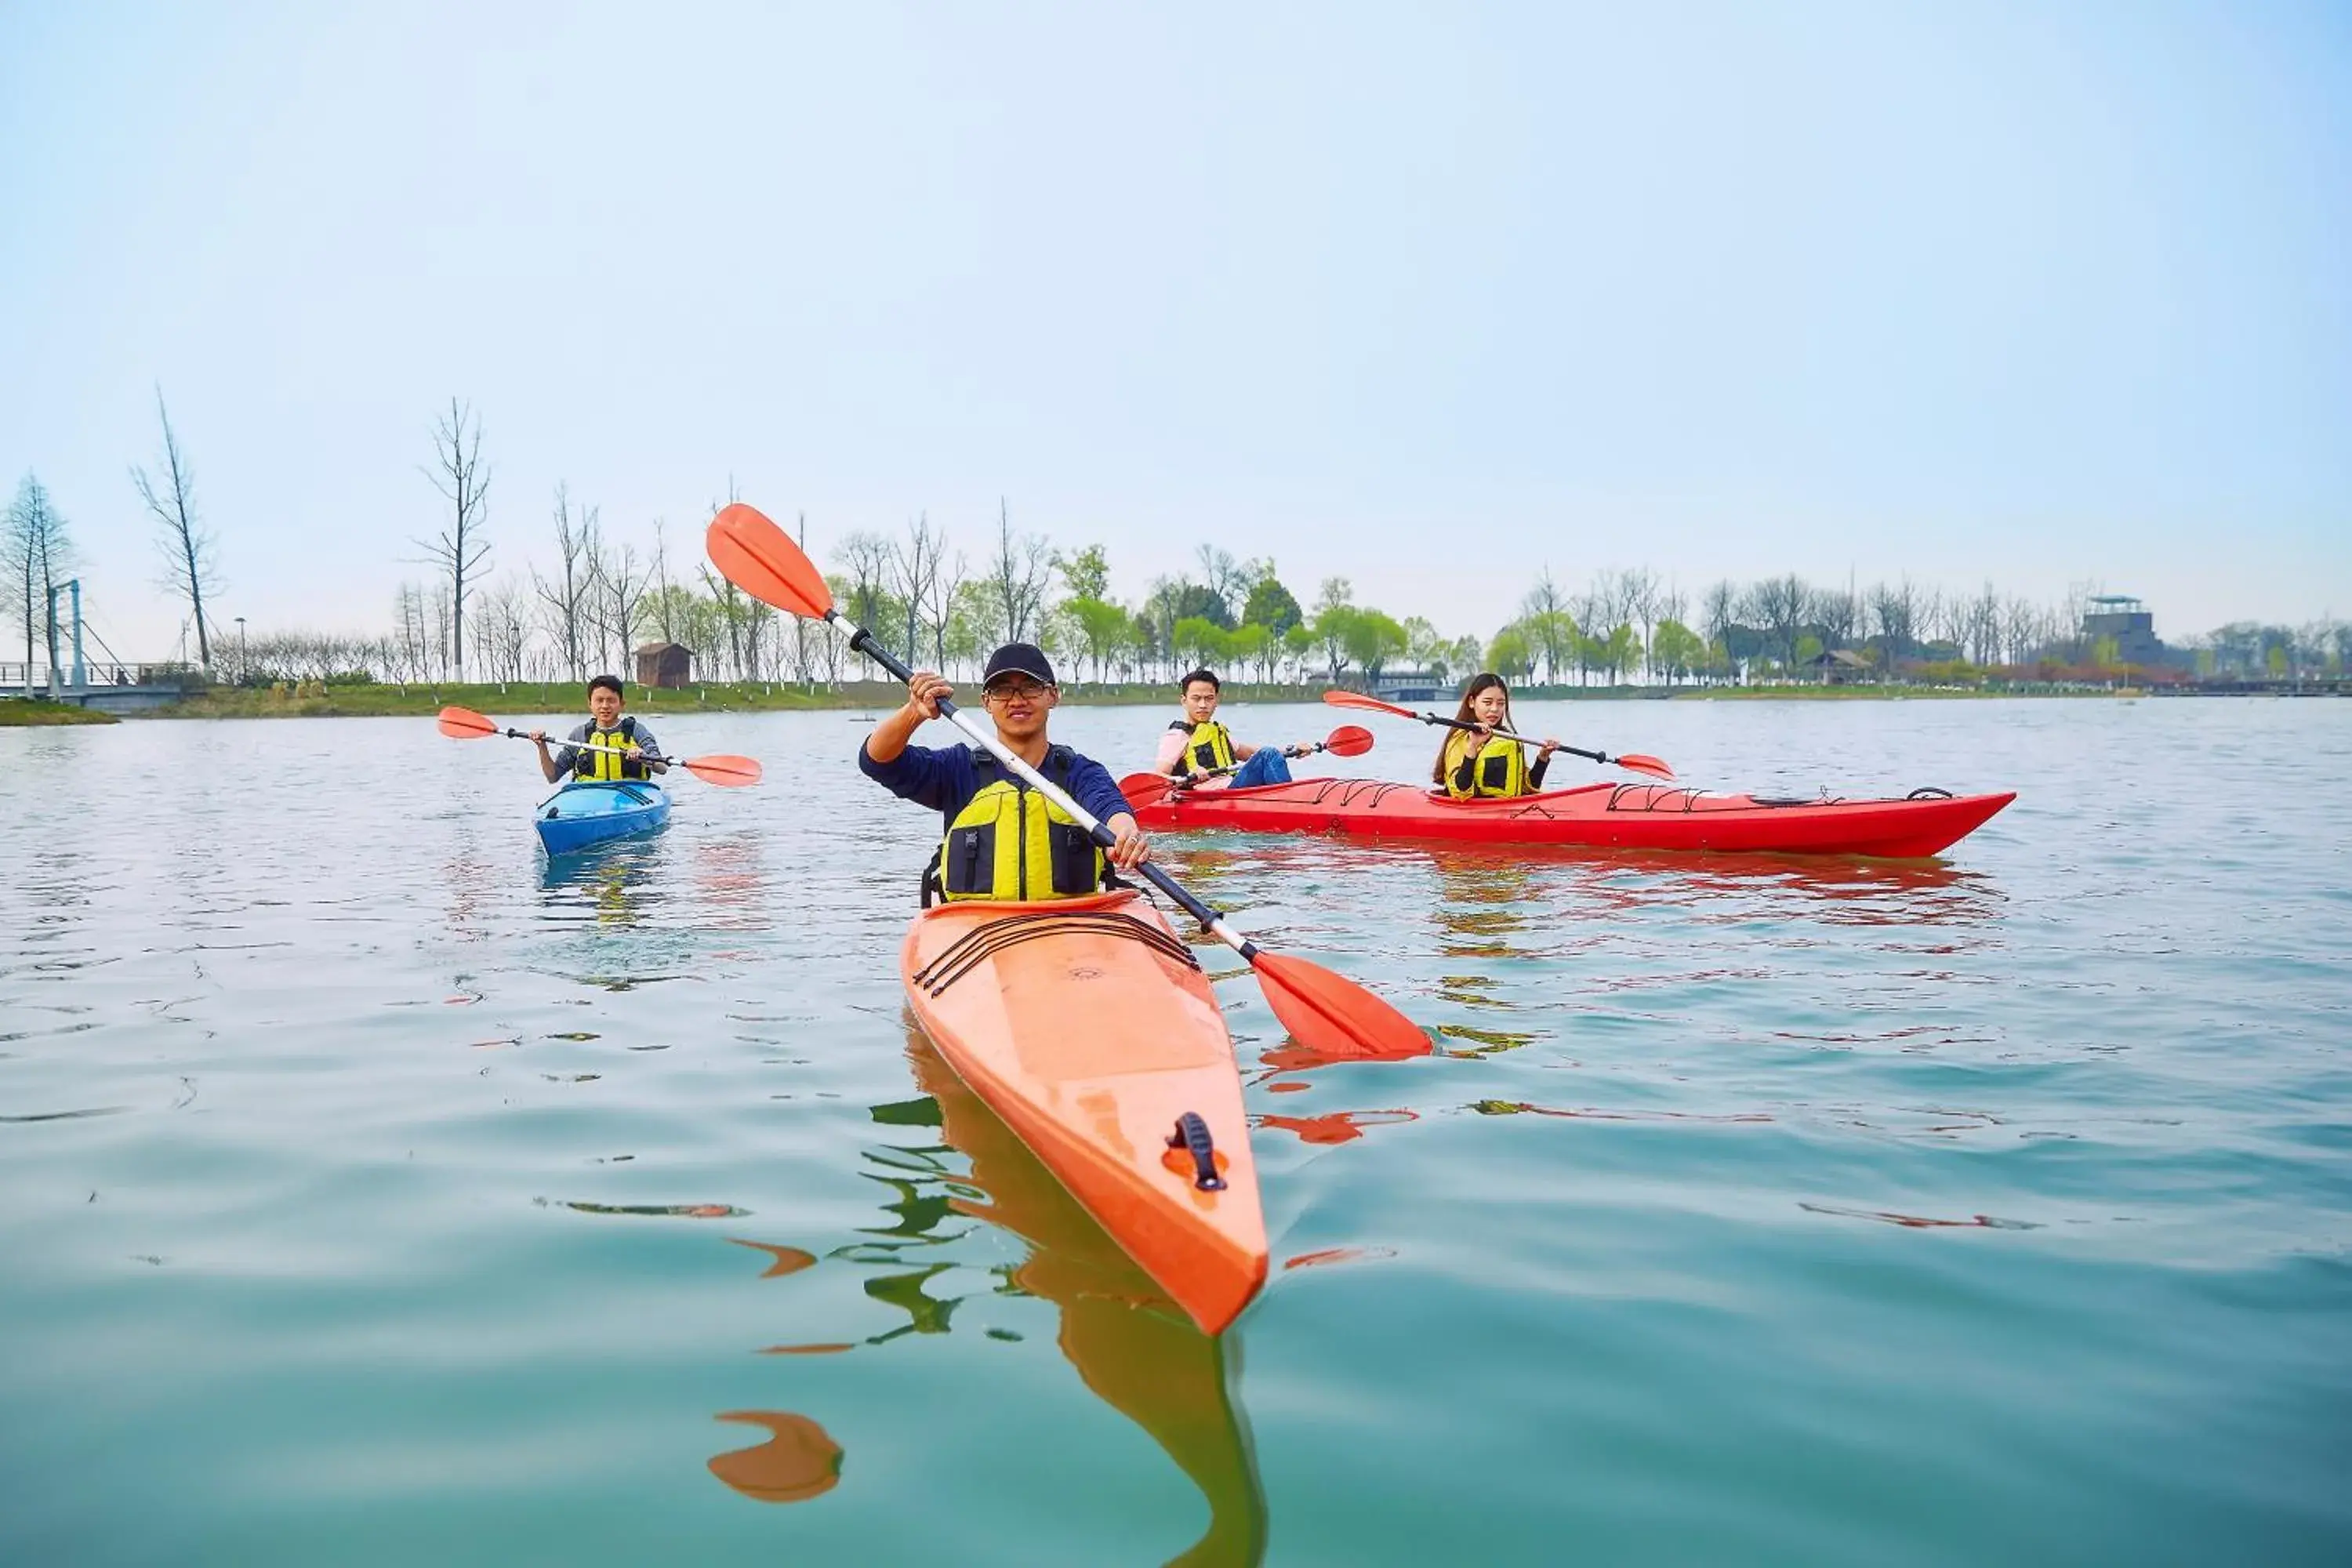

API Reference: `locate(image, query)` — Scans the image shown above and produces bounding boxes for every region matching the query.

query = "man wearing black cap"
[859,642,1150,902]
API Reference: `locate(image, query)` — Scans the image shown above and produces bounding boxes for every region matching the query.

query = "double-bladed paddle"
[706,503,1428,1062]
[437,705,765,786]
[1118,725,1374,808]
[1319,689,1675,781]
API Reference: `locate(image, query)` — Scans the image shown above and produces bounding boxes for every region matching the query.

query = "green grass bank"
[0,699,121,726]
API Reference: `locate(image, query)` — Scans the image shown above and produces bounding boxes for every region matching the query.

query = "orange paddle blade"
[1321,688,1415,719]
[1324,724,1375,757]
[683,754,764,787]
[1617,753,1675,781]
[707,504,835,619]
[437,705,499,739]
[1119,771,1177,807]
[1252,952,1429,1061]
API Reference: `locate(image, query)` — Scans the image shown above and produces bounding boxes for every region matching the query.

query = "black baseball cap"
[982,643,1056,688]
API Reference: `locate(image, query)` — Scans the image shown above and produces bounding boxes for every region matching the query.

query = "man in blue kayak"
[530,674,670,784]
[860,642,1149,902]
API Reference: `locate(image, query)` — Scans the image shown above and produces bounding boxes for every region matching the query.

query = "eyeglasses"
[985,679,1050,702]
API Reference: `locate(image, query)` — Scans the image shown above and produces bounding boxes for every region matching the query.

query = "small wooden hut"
[634,642,694,689]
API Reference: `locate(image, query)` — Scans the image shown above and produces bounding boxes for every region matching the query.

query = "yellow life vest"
[937,748,1108,902]
[1443,730,1528,800]
[1170,718,1236,774]
[575,719,649,782]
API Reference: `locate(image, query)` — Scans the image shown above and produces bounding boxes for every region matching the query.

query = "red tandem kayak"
[1125,778,2014,858]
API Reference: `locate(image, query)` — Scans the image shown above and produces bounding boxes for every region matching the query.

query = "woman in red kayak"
[1433,673,1563,799]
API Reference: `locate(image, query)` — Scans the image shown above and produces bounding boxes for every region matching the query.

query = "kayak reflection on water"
[535,834,666,926]
[897,1029,1269,1567]
[703,1031,1269,1564]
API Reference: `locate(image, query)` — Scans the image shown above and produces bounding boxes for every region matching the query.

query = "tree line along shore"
[10,397,2344,703]
[1,680,2145,726]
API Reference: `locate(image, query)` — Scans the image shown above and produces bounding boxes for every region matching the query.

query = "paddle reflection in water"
[708,1410,846,1504]
[704,1032,1269,1563]
[688,829,775,934]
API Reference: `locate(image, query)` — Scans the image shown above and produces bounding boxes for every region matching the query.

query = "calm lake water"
[3,697,2348,1566]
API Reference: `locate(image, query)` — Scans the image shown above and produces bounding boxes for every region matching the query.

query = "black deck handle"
[1167,1112,1226,1191]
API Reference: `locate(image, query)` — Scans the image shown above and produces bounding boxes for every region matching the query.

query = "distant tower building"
[2081,596,2170,666]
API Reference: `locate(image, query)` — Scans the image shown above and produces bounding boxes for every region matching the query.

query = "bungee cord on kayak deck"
[909,906,1203,999]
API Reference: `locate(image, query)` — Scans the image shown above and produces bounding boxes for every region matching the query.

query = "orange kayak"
[899,890,1267,1335]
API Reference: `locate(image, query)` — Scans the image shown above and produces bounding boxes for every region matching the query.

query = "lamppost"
[235,617,247,685]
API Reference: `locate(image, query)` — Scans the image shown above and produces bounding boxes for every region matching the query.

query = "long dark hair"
[1432,672,1513,784]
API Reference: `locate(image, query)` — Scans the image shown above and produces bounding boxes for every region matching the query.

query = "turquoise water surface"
[3,698,2347,1565]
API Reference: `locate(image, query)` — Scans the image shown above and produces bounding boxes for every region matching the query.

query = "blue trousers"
[1231,750,1293,788]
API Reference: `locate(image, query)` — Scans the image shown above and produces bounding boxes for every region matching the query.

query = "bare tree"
[1617,567,1659,677]
[839,530,893,640]
[699,564,747,679]
[890,512,947,663]
[1519,570,1573,684]
[789,512,818,687]
[1868,579,1918,658]
[5,475,71,680]
[427,581,455,679]
[1193,542,1246,622]
[533,485,595,679]
[130,387,220,670]
[985,499,1053,645]
[417,398,492,677]
[468,577,532,683]
[599,540,649,677]
[1748,575,1811,670]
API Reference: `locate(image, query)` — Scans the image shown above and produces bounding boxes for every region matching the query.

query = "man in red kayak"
[529,674,670,784]
[861,642,1150,902]
[1155,667,1308,789]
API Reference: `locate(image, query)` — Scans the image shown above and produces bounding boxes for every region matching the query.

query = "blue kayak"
[534,780,670,855]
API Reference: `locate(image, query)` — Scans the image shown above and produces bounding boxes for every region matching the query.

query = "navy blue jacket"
[858,739,1132,828]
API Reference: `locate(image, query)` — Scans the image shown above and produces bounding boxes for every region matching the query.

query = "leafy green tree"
[2267,644,2288,679]
[1281,622,1318,683]
[1486,625,1534,681]
[1312,604,1359,682]
[1063,596,1133,684]
[1055,544,1110,603]
[1226,622,1272,686]
[1241,574,1304,636]
[1601,623,1639,683]
[945,579,993,673]
[1650,619,1705,684]
[1173,615,1230,671]
[1341,608,1407,681]
[1795,633,1824,676]
[1519,609,1577,684]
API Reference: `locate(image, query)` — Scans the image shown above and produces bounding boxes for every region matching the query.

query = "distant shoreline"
[39,679,2204,721]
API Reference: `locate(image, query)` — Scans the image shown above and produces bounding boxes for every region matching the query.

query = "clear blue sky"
[3,0,2347,657]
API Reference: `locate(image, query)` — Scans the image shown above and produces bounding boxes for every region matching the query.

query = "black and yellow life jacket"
[1168,718,1236,775]
[935,746,1109,902]
[574,717,649,782]
[1443,731,1529,800]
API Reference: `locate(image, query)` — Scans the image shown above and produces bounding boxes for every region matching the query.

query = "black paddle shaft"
[843,622,1257,956]
[1417,710,1611,767]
